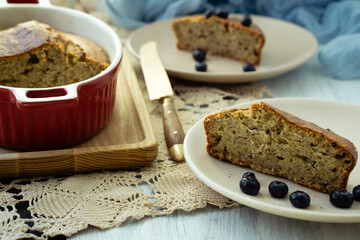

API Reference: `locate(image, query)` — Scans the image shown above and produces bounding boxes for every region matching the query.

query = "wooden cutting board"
[0,50,158,179]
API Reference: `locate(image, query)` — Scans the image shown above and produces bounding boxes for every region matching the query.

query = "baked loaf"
[172,14,265,65]
[204,102,357,194]
[0,20,109,88]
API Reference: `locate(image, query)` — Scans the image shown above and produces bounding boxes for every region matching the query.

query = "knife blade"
[140,41,185,162]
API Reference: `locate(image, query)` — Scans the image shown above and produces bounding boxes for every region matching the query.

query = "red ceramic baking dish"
[0,0,123,151]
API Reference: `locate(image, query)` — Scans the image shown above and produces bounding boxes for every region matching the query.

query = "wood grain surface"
[0,50,158,179]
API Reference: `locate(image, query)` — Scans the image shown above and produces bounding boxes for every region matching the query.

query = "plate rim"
[184,97,360,223]
[127,14,318,83]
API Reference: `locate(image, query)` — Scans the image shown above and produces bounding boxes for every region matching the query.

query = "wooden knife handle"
[162,96,185,162]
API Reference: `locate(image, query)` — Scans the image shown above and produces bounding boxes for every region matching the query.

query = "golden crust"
[1,21,63,58]
[0,21,109,88]
[0,20,109,67]
[172,14,265,65]
[264,103,358,161]
[61,32,110,66]
[204,102,358,194]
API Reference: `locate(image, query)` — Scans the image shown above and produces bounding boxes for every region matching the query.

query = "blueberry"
[242,172,255,179]
[205,9,215,18]
[353,185,360,201]
[215,8,229,19]
[289,191,310,208]
[240,173,260,196]
[243,63,256,72]
[242,13,252,27]
[269,181,289,198]
[195,62,207,72]
[330,189,354,208]
[193,49,206,62]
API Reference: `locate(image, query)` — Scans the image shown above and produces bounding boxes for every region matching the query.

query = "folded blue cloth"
[106,0,360,80]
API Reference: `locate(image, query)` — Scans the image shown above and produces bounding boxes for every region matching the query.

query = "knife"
[139,41,185,162]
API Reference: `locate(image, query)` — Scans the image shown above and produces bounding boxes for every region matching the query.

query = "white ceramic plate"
[184,98,360,222]
[127,14,318,83]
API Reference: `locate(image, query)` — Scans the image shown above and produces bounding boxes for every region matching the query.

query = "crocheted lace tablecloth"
[0,1,273,239]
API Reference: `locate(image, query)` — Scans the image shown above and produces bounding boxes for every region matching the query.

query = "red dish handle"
[12,86,79,111]
[5,0,51,4]
[7,0,39,3]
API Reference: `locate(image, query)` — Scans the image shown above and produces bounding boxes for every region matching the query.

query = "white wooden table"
[70,51,360,240]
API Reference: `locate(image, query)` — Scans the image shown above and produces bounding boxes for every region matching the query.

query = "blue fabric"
[106,0,360,80]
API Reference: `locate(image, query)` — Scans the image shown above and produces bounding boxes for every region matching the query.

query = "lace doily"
[0,1,274,239]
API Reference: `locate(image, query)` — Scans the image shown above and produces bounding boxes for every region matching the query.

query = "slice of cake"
[204,102,357,194]
[172,14,265,65]
[0,20,109,88]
